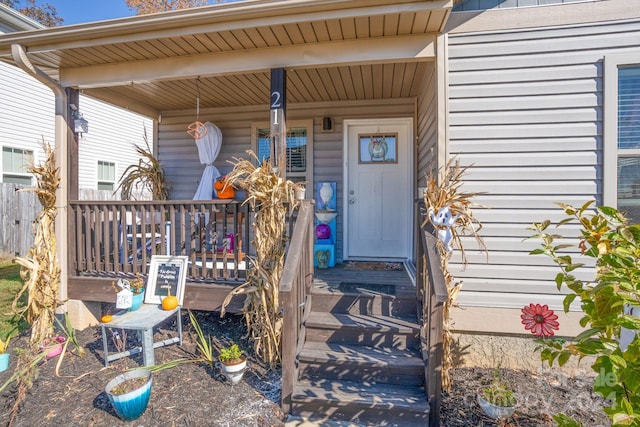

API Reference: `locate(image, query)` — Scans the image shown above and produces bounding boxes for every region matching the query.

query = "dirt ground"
[1,310,609,427]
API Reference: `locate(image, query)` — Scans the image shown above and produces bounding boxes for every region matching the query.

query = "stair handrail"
[417,220,449,427]
[279,200,315,415]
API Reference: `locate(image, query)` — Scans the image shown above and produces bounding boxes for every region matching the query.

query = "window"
[604,53,640,223]
[251,119,313,184]
[97,160,116,191]
[2,147,33,185]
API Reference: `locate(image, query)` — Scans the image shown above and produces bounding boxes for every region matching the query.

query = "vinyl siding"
[158,98,415,263]
[0,62,153,195]
[447,16,640,310]
[416,62,438,188]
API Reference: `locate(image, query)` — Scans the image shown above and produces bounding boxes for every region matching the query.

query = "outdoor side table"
[100,304,182,367]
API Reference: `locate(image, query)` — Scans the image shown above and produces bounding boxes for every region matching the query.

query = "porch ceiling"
[0,0,452,116]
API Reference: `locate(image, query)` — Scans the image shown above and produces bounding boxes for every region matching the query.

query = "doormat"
[344,261,404,271]
[337,282,396,295]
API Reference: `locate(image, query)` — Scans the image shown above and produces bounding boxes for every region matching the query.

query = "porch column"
[270,68,287,179]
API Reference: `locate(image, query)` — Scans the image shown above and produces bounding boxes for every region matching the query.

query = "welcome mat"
[344,261,404,271]
[336,282,396,295]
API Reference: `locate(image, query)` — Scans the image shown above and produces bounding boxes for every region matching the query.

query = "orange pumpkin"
[162,289,179,311]
[101,314,113,323]
[214,177,235,199]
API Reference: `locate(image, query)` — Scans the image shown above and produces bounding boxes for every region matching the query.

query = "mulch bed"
[1,310,610,427]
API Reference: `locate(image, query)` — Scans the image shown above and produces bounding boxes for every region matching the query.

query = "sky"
[44,1,243,25]
[47,1,135,25]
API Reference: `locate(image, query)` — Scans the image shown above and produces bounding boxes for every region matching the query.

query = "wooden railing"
[416,221,448,427]
[279,200,315,414]
[69,200,252,282]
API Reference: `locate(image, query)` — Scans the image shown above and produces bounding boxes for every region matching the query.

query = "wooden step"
[304,312,420,350]
[311,287,417,316]
[291,378,429,426]
[299,341,424,386]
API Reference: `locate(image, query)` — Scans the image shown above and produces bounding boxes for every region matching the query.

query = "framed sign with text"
[144,255,188,305]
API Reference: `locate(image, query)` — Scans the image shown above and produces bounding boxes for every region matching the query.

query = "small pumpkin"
[162,289,179,311]
[101,314,113,323]
[214,176,235,199]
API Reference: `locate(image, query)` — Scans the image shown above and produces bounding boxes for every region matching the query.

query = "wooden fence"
[0,184,147,258]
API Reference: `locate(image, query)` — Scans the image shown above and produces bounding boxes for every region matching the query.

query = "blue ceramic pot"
[130,290,145,311]
[106,369,152,421]
[0,353,9,372]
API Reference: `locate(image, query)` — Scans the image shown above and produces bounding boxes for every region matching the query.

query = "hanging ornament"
[187,77,208,140]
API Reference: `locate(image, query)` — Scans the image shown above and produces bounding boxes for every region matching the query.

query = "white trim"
[342,117,414,262]
[603,51,640,207]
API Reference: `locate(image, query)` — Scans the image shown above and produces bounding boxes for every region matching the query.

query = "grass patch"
[0,258,27,336]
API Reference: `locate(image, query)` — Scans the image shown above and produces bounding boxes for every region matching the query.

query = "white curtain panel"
[192,121,223,200]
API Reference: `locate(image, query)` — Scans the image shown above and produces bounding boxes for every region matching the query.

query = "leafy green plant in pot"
[216,343,247,385]
[477,369,517,420]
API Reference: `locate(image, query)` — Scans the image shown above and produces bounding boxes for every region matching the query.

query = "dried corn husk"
[423,157,487,392]
[221,151,303,369]
[13,141,61,348]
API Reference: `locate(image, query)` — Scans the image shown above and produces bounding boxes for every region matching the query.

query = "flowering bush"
[529,202,640,426]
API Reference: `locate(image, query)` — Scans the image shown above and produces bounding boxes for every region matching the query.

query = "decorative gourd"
[101,314,113,323]
[162,289,179,311]
[214,176,235,199]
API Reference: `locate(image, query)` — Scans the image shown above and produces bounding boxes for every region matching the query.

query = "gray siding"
[159,99,415,263]
[417,62,438,188]
[447,18,640,310]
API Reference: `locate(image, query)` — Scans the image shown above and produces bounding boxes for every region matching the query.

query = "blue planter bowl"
[0,353,9,372]
[130,290,145,311]
[106,369,152,421]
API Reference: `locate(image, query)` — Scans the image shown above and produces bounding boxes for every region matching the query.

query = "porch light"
[322,117,333,132]
[70,103,89,135]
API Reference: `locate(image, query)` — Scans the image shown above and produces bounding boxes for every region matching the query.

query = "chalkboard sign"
[144,255,188,305]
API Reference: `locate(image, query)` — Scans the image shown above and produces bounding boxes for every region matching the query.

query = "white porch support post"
[10,44,99,329]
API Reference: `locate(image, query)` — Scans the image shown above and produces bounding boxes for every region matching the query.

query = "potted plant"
[129,275,146,311]
[40,335,67,360]
[216,343,247,385]
[105,368,153,421]
[0,330,16,372]
[477,369,517,420]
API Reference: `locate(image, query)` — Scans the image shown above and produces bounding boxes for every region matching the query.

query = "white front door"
[344,118,412,260]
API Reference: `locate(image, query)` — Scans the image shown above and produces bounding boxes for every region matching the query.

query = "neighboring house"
[0,0,637,357]
[0,4,153,193]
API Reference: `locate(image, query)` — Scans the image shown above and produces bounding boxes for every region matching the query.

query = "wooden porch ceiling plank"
[361,64,375,100]
[229,28,259,50]
[130,40,164,60]
[57,48,97,68]
[297,21,319,44]
[339,17,357,40]
[224,74,264,105]
[369,15,384,38]
[371,63,383,99]
[398,12,417,36]
[60,34,436,88]
[294,69,324,103]
[411,10,430,33]
[285,71,307,103]
[198,76,243,107]
[338,66,357,100]
[267,25,293,46]
[325,19,344,41]
[180,34,213,54]
[192,33,224,53]
[382,63,396,99]
[205,32,234,52]
[315,67,340,101]
[304,68,331,102]
[244,27,271,48]
[348,65,366,100]
[161,36,196,56]
[311,21,331,43]
[383,13,401,37]
[354,16,370,38]
[400,61,419,98]
[426,8,448,33]
[281,23,305,45]
[391,62,406,98]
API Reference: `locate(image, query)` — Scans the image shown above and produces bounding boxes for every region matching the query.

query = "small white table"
[100,304,182,367]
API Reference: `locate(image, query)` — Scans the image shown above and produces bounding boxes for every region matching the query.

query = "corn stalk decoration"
[220,151,302,369]
[115,130,169,200]
[423,158,487,391]
[13,141,61,348]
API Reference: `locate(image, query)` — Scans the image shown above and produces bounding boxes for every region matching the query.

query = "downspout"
[11,43,70,305]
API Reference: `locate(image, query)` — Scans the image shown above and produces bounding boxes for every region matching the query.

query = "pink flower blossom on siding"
[521,303,559,337]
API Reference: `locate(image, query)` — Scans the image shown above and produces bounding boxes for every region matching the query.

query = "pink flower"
[521,303,559,337]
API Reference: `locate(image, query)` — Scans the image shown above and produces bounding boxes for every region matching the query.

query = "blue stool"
[313,244,335,268]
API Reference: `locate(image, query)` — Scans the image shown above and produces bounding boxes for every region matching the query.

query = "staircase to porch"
[290,265,429,426]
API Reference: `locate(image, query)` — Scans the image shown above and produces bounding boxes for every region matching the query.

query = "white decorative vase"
[319,183,333,209]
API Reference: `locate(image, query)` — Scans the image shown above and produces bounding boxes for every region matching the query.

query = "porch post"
[270,68,287,179]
